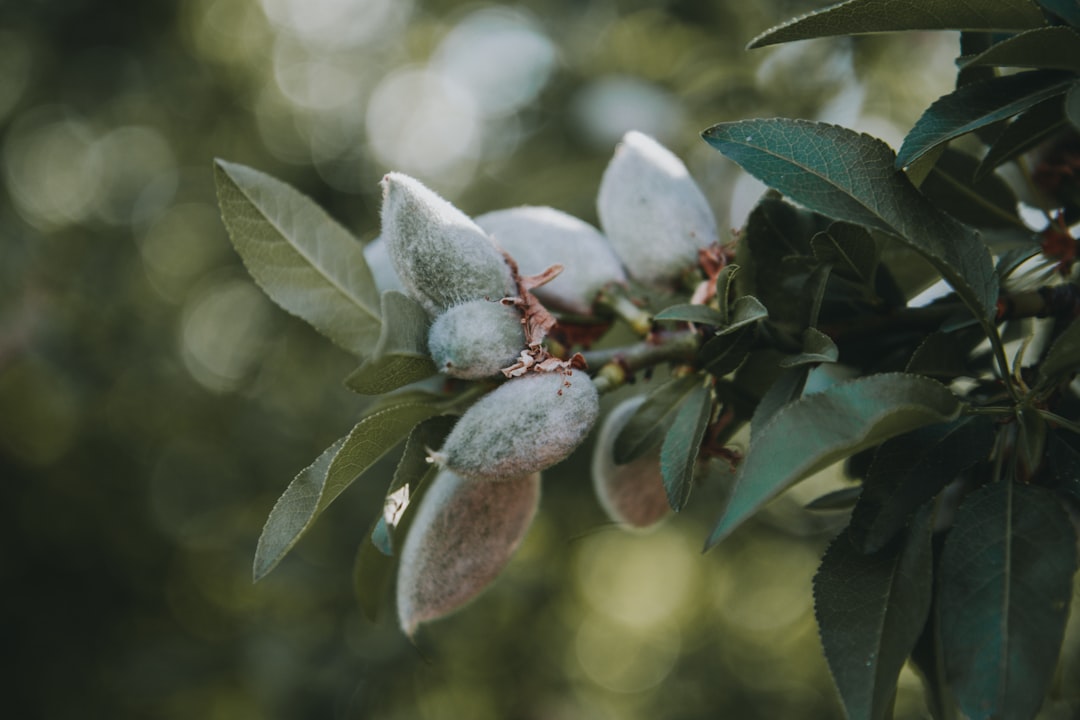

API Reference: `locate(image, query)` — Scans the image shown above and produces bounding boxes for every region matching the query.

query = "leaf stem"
[585,329,700,394]
[1037,409,1080,437]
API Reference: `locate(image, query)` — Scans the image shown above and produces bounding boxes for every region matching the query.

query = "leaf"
[906,329,984,378]
[748,0,1047,48]
[939,481,1078,720]
[779,327,839,368]
[705,373,961,549]
[1039,0,1080,27]
[698,326,755,377]
[920,149,1023,230]
[977,96,1069,180]
[214,160,381,357]
[849,415,995,553]
[1045,431,1080,502]
[1068,80,1080,131]
[613,374,701,464]
[805,485,862,511]
[811,223,879,284]
[897,71,1075,170]
[345,291,436,395]
[654,304,725,326]
[750,365,809,439]
[659,382,713,511]
[252,403,439,580]
[1037,316,1080,390]
[354,516,395,622]
[702,119,998,324]
[717,295,768,335]
[960,26,1080,73]
[814,506,934,720]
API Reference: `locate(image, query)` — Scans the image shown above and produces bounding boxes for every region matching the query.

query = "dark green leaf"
[779,327,839,368]
[920,149,1023,230]
[939,481,1078,720]
[906,329,984,378]
[960,26,1080,73]
[253,403,439,580]
[613,374,700,464]
[805,485,862,510]
[897,71,1075,170]
[977,96,1068,180]
[1045,431,1080,501]
[815,506,934,720]
[714,264,739,321]
[1016,406,1048,478]
[850,415,995,552]
[702,119,998,324]
[706,373,961,549]
[1039,0,1080,27]
[748,0,1047,48]
[354,516,394,622]
[811,223,879,284]
[1037,316,1080,390]
[750,365,809,438]
[654,304,725,326]
[1068,80,1080,130]
[718,296,768,335]
[698,326,755,377]
[803,263,833,329]
[996,244,1044,281]
[214,160,381,357]
[345,291,436,395]
[659,382,713,511]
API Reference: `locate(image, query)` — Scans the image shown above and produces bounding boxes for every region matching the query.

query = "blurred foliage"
[0,0,967,717]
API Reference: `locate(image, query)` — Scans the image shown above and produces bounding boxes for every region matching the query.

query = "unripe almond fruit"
[396,469,540,637]
[591,396,670,530]
[476,206,627,315]
[596,131,718,287]
[428,299,526,379]
[380,172,516,316]
[432,371,600,482]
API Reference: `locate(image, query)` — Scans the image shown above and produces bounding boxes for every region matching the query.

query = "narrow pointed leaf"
[659,382,713,511]
[939,481,1078,720]
[748,0,1047,49]
[706,373,961,549]
[717,296,768,335]
[703,119,998,324]
[346,291,437,394]
[960,27,1080,73]
[1068,81,1080,130]
[214,160,381,356]
[897,71,1074,170]
[613,374,700,464]
[253,403,439,580]
[698,326,755,376]
[850,415,995,552]
[1037,316,1080,390]
[921,149,1023,230]
[815,506,934,720]
[654,304,725,326]
[976,97,1068,180]
[779,327,839,368]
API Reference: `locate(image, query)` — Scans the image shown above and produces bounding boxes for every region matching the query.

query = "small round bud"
[476,206,627,315]
[432,371,600,482]
[428,299,526,379]
[591,396,670,530]
[363,236,406,295]
[597,131,718,287]
[380,172,516,316]
[396,469,540,637]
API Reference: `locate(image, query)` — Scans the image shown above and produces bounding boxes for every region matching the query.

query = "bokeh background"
[2,1,962,718]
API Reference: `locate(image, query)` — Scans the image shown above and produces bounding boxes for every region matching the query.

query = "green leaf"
[811,223,879,284]
[805,485,862,511]
[779,327,839,368]
[252,403,439,580]
[214,160,381,357]
[1068,80,1080,131]
[613,374,701,464]
[698,326,755,377]
[906,329,985,378]
[654,304,725,326]
[702,119,998,324]
[354,516,394,622]
[705,373,961,549]
[920,149,1023,230]
[960,26,1080,73]
[939,481,1078,720]
[815,506,934,720]
[717,296,768,335]
[849,415,995,553]
[1037,316,1080,390]
[897,71,1075,170]
[1039,0,1080,27]
[345,291,437,395]
[659,382,713,511]
[1045,431,1080,502]
[748,0,1047,49]
[750,365,809,439]
[977,96,1069,180]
